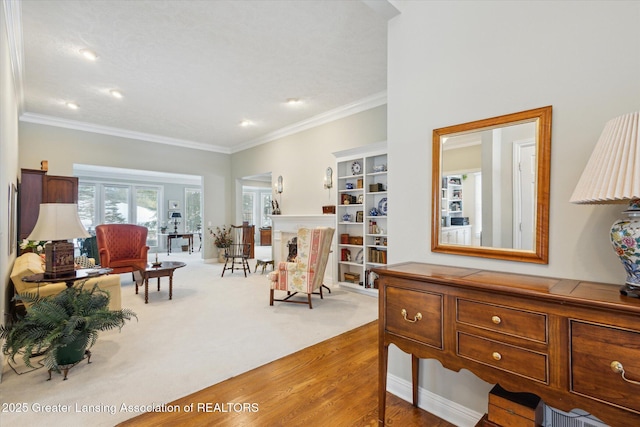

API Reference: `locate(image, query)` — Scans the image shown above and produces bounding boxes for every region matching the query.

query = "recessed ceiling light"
[239,120,253,127]
[79,49,98,61]
[66,102,79,110]
[110,90,123,99]
[286,98,302,105]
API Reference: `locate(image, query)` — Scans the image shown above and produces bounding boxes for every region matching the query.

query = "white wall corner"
[386,373,483,427]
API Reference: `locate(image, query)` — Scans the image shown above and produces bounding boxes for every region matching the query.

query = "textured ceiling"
[18,0,390,153]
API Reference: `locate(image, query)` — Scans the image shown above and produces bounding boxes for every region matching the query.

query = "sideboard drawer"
[457,299,547,343]
[457,332,548,383]
[571,321,640,413]
[385,286,443,349]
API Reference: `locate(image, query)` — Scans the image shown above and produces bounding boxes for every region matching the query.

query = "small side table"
[164,233,194,255]
[136,261,186,303]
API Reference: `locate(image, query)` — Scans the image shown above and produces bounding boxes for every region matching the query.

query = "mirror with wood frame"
[431,106,552,263]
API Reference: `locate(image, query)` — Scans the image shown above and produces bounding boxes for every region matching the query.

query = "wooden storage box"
[369,183,384,192]
[348,236,363,245]
[322,205,335,214]
[487,385,543,427]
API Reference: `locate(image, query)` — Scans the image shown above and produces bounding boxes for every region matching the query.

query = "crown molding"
[19,112,233,154]
[73,163,202,186]
[19,91,387,155]
[231,91,387,153]
[3,0,25,113]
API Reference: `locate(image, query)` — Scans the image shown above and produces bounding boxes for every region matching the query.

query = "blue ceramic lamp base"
[611,199,640,297]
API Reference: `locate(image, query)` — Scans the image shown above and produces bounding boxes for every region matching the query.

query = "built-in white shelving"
[333,142,387,296]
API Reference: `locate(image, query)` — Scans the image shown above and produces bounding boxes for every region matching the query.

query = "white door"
[514,141,536,250]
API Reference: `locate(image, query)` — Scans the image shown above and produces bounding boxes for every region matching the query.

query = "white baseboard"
[386,373,483,427]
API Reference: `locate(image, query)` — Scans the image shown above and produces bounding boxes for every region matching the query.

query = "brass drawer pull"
[401,308,422,323]
[611,361,640,385]
[492,316,502,325]
[492,352,502,361]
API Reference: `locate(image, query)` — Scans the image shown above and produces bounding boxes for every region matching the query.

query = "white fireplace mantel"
[269,214,337,285]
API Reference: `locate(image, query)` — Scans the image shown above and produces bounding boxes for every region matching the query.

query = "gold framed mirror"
[431,106,552,263]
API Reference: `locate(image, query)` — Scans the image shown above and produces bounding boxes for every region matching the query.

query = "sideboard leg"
[412,354,419,406]
[379,343,389,425]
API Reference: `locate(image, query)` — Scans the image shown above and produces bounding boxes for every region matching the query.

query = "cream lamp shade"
[27,203,90,279]
[570,111,640,296]
[27,203,90,241]
[570,111,640,204]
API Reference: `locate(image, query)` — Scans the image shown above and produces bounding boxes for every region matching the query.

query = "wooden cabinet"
[376,262,640,427]
[260,227,272,246]
[43,175,78,203]
[18,169,46,242]
[241,223,255,259]
[18,169,79,242]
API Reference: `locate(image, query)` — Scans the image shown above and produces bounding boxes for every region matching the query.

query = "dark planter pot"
[55,334,88,366]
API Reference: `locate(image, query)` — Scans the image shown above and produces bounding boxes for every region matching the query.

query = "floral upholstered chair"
[268,227,334,309]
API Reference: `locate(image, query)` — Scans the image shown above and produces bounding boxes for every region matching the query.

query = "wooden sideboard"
[375,262,640,427]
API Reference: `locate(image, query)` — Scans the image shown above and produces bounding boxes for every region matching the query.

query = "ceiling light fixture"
[286,98,302,105]
[110,90,123,99]
[66,102,79,110]
[79,49,98,61]
[239,120,253,127]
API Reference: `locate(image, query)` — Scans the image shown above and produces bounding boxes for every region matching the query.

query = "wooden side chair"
[221,224,251,277]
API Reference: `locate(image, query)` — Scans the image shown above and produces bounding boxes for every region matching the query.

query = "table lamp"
[171,212,182,233]
[27,203,90,279]
[570,111,640,296]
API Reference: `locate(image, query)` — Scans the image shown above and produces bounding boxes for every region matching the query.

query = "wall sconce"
[276,175,283,194]
[272,175,283,215]
[322,167,336,214]
[570,111,640,296]
[324,167,333,189]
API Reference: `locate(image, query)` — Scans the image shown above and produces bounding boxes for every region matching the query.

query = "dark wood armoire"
[18,168,79,244]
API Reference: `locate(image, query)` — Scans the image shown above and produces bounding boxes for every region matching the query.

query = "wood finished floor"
[117,320,455,426]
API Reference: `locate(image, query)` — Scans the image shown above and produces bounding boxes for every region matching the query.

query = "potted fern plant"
[0,282,137,380]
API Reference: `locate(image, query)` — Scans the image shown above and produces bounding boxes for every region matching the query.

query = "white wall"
[388,0,640,417]
[18,123,230,260]
[231,105,387,216]
[0,0,21,374]
[16,106,386,262]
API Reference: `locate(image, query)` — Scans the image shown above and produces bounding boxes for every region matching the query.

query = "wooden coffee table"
[136,261,186,304]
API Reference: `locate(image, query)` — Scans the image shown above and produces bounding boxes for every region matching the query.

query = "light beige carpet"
[0,251,378,426]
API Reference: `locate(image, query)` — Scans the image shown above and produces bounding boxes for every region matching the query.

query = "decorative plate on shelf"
[351,161,362,175]
[355,249,364,264]
[378,197,387,215]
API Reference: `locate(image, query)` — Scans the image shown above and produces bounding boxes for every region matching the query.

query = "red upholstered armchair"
[96,224,149,276]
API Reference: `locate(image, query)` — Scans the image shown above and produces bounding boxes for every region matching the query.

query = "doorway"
[238,173,273,248]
